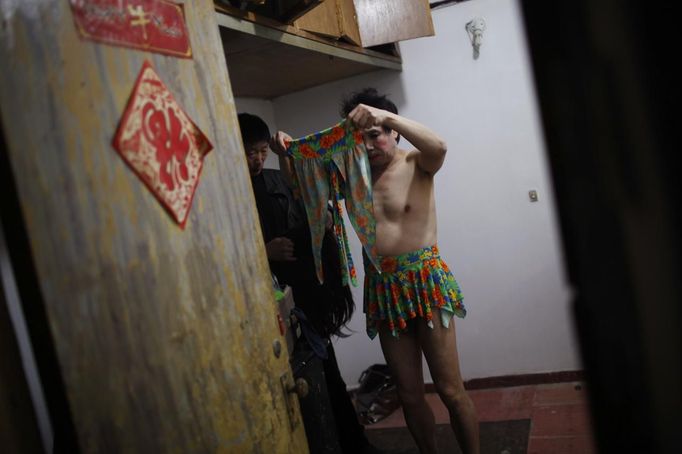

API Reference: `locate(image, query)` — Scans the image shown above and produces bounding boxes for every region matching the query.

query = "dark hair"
[340,87,398,117]
[237,112,270,148]
[280,226,355,339]
[340,88,400,142]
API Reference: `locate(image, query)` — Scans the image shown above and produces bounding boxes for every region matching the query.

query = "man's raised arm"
[348,104,447,174]
[269,131,296,188]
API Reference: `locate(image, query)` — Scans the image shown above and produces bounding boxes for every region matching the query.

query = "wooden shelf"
[215,4,402,99]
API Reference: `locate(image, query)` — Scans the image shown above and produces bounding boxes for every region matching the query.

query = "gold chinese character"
[128,5,151,40]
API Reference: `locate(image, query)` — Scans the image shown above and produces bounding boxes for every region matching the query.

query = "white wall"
[265,0,582,386]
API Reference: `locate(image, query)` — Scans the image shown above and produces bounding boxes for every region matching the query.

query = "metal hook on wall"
[465,17,486,60]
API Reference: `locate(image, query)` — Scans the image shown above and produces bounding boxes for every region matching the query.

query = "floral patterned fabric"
[287,120,380,286]
[364,245,466,339]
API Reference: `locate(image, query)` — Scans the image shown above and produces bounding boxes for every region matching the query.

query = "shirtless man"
[273,88,479,454]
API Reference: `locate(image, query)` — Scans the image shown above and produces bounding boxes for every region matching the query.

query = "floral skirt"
[364,245,466,339]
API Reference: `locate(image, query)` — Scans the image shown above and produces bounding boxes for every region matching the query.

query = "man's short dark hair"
[340,88,400,142]
[237,112,270,148]
[340,87,398,117]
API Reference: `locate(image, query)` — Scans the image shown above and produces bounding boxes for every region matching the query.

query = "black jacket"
[257,169,305,239]
[251,169,354,338]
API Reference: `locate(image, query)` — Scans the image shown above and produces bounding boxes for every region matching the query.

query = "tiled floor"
[365,382,597,453]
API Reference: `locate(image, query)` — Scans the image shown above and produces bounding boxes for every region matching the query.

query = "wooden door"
[354,0,435,47]
[295,0,434,48]
[294,0,362,46]
[0,0,307,452]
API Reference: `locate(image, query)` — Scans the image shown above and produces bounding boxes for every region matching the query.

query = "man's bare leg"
[379,324,438,454]
[418,311,480,454]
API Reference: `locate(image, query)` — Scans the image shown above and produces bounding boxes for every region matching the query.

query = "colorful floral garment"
[287,120,380,286]
[364,245,466,339]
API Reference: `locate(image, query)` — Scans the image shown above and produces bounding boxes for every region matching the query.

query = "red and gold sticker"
[69,0,192,58]
[112,61,213,228]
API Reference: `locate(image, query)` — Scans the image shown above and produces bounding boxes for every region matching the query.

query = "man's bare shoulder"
[404,148,435,177]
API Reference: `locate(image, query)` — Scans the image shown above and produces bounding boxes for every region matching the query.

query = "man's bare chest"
[372,164,429,222]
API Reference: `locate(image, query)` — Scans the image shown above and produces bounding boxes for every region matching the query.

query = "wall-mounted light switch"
[529,190,539,202]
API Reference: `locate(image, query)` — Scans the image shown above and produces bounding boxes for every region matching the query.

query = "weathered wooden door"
[0,0,307,452]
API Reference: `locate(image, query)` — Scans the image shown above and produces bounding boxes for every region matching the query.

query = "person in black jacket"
[238,113,380,454]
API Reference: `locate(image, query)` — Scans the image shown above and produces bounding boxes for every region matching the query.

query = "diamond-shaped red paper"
[113,60,213,228]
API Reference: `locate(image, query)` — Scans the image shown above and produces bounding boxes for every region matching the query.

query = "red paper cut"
[112,61,213,228]
[69,0,192,58]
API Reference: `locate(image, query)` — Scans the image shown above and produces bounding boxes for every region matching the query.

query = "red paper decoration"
[113,61,213,228]
[69,0,192,58]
